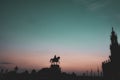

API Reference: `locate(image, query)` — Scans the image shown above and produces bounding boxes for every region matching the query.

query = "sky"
[0,0,120,74]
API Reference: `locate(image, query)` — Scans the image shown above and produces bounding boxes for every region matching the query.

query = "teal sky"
[0,0,120,73]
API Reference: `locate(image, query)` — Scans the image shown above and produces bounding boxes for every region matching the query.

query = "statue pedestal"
[50,64,61,73]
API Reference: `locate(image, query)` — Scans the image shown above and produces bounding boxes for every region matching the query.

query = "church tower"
[102,27,120,80]
[109,27,119,62]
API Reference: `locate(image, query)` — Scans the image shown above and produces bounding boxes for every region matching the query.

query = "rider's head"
[54,55,56,58]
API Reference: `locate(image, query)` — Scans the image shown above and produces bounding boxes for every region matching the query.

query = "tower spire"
[110,27,118,46]
[112,27,115,34]
[112,27,113,32]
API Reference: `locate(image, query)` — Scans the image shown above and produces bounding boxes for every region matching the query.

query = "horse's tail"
[50,58,52,62]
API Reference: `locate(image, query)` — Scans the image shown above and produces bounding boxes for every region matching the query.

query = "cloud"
[88,2,105,11]
[0,62,13,65]
[78,0,112,11]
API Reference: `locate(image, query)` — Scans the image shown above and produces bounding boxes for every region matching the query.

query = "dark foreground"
[0,65,103,80]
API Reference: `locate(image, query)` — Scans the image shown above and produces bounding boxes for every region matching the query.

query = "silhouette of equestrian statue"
[50,55,60,65]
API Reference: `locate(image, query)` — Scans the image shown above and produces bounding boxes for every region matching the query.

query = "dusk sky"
[0,0,120,73]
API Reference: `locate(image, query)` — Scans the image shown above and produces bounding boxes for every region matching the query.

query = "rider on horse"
[50,55,60,65]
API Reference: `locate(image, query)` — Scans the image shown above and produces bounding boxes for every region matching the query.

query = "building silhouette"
[0,55,103,80]
[102,27,120,80]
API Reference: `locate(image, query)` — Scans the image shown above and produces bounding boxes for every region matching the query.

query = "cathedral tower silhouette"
[102,27,120,80]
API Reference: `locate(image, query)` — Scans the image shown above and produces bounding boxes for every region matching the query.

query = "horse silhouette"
[50,55,60,65]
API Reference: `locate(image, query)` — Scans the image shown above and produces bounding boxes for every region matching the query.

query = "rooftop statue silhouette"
[49,55,61,74]
[102,27,120,80]
[50,55,60,65]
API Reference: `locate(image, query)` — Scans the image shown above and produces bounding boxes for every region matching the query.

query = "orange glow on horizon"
[0,49,108,72]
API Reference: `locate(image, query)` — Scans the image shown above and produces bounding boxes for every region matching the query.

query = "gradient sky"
[0,0,120,73]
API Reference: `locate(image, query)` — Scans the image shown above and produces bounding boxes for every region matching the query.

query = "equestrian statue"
[50,55,60,65]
